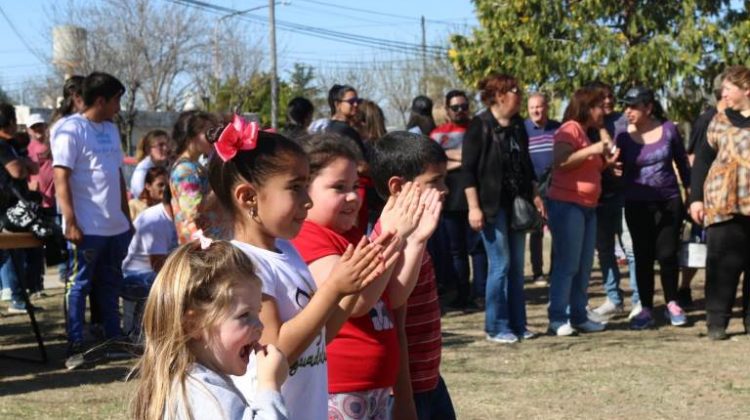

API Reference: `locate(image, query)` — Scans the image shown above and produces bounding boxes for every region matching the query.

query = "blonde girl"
[130,239,289,420]
[204,115,398,420]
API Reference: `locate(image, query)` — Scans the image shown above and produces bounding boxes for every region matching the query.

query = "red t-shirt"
[291,220,399,393]
[371,222,442,394]
[548,120,604,207]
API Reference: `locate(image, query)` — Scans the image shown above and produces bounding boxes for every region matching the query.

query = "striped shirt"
[405,250,442,394]
[524,119,561,178]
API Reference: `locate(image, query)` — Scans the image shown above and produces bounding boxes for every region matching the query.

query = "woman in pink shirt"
[547,86,620,336]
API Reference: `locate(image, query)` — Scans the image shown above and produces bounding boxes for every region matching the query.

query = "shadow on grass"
[0,340,133,397]
[442,331,476,348]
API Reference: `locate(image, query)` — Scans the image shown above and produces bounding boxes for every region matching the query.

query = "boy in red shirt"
[370,131,456,420]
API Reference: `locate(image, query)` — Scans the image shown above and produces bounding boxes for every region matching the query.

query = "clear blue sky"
[0,0,477,102]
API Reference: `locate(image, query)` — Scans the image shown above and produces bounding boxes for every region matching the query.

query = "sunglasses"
[339,97,362,105]
[507,86,521,95]
[449,104,469,112]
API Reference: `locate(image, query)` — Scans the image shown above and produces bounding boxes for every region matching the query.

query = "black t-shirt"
[687,107,717,155]
[0,140,28,208]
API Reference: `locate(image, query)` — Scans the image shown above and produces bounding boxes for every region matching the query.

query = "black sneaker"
[677,288,693,310]
[707,327,729,341]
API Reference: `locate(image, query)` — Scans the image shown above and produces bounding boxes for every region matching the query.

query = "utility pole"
[269,0,279,129]
[421,15,427,94]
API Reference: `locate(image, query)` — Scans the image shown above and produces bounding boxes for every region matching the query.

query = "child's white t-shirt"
[51,114,130,236]
[231,239,328,420]
[122,203,177,274]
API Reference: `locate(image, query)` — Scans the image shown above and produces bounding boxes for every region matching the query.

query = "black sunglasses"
[449,104,469,112]
[339,97,362,105]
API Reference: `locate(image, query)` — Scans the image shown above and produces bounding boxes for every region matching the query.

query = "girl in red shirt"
[291,133,441,419]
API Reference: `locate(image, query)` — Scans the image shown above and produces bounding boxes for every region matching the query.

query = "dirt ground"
[2,265,749,419]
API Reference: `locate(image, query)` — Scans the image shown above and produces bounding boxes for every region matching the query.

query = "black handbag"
[511,195,543,233]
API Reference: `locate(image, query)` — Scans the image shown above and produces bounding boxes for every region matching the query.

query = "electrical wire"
[168,0,447,57]
[0,5,47,64]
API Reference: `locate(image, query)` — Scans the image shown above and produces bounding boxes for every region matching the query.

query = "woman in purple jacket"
[616,86,691,330]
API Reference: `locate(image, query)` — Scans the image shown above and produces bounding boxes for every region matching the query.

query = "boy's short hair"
[370,131,447,199]
[0,103,16,129]
[82,72,126,107]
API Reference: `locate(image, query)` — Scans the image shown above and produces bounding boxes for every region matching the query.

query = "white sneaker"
[573,319,606,333]
[592,299,624,317]
[549,322,576,336]
[628,302,643,321]
[1,288,11,301]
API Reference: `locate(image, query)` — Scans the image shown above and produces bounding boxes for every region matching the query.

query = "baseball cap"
[26,113,46,128]
[619,86,655,106]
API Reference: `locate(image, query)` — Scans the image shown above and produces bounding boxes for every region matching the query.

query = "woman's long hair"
[129,240,259,420]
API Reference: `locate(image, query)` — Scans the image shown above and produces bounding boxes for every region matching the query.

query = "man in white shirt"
[52,72,133,358]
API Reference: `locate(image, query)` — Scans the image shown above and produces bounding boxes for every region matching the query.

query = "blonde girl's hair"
[129,239,259,420]
[134,129,170,162]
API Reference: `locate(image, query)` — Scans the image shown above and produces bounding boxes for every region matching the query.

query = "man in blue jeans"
[52,72,132,359]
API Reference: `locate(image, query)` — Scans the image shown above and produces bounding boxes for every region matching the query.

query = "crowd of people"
[0,63,748,419]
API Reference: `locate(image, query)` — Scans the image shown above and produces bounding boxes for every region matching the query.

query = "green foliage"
[288,63,318,99]
[210,73,293,127]
[450,0,747,123]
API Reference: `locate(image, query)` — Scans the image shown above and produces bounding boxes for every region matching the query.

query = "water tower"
[52,25,87,79]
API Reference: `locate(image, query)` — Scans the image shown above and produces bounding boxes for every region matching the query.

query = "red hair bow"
[214,114,260,162]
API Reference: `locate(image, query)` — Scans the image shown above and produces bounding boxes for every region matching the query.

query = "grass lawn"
[2,267,749,419]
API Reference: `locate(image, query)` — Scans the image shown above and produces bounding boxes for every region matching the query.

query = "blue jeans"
[66,231,131,344]
[597,197,639,306]
[481,208,527,335]
[442,211,488,302]
[0,249,26,305]
[413,376,456,420]
[547,200,597,325]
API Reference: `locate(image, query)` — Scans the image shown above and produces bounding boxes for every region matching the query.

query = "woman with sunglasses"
[462,74,543,343]
[326,84,366,157]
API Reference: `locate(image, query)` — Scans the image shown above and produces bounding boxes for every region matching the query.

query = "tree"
[288,63,317,99]
[213,73,293,128]
[449,0,742,123]
[0,85,12,104]
[50,0,206,151]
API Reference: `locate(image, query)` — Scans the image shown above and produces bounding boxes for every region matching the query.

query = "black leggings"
[705,215,750,329]
[624,198,683,309]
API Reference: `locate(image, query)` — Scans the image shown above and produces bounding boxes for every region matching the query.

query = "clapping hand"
[378,182,425,240]
[410,188,443,243]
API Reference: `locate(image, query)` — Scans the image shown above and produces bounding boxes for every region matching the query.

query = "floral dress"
[170,158,209,244]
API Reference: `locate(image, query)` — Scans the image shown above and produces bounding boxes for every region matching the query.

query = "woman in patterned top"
[169,111,219,244]
[689,65,750,340]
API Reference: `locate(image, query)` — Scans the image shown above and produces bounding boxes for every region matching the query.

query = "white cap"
[26,113,46,127]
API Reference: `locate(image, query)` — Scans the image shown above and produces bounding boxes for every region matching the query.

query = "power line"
[168,0,447,57]
[0,5,47,64]
[296,0,459,24]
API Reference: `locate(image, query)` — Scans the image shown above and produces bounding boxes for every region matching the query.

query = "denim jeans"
[413,376,457,420]
[66,231,131,344]
[618,210,640,304]
[597,196,639,306]
[442,211,488,302]
[0,249,26,305]
[547,200,597,326]
[481,208,527,335]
